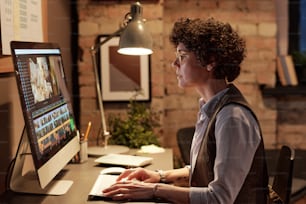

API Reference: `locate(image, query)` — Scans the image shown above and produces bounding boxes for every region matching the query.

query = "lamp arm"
[90,27,124,143]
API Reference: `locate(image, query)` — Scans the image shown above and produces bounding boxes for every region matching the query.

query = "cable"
[5,157,16,191]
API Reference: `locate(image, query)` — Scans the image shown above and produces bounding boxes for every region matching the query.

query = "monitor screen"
[10,41,79,194]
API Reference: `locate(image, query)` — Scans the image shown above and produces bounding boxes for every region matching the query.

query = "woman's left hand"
[102,179,156,201]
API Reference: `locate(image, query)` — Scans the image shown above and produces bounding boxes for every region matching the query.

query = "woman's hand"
[116,167,160,183]
[102,179,157,201]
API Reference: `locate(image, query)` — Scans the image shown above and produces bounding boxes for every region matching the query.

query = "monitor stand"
[9,127,73,195]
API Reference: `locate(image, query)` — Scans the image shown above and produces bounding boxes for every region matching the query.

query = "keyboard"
[88,173,118,198]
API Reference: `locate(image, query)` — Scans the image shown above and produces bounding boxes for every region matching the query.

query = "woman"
[103,17,268,204]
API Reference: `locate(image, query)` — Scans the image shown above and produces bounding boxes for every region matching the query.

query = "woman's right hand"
[116,167,160,183]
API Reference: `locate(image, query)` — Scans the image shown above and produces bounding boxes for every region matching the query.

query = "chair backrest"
[176,127,195,165]
[272,145,295,204]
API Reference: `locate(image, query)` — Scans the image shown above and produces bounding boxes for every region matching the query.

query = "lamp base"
[87,145,129,156]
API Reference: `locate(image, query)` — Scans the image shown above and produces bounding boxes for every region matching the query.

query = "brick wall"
[77,0,305,161]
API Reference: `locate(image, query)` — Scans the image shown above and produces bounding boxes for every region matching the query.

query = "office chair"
[176,127,195,165]
[269,145,295,204]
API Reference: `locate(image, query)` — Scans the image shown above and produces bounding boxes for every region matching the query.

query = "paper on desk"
[89,174,118,197]
[138,144,165,154]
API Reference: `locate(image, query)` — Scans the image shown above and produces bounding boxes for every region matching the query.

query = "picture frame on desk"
[98,35,151,102]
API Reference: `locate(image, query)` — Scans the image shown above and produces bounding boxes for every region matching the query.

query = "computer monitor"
[9,41,80,195]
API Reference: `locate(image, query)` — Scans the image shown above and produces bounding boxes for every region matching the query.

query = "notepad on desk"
[94,153,153,167]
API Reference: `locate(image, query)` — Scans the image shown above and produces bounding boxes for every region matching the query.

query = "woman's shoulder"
[217,103,257,123]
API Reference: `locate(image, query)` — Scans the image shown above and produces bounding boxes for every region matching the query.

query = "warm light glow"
[117,47,153,55]
[116,2,153,56]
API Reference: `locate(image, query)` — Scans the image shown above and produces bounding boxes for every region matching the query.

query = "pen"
[84,121,92,141]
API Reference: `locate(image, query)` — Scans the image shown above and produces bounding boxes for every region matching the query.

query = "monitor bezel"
[10,41,80,191]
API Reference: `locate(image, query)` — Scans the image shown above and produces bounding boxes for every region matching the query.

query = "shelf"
[262,86,306,96]
[0,56,14,73]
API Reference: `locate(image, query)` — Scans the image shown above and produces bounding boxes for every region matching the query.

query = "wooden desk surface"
[0,149,173,204]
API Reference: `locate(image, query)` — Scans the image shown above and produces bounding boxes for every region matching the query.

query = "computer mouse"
[100,167,126,175]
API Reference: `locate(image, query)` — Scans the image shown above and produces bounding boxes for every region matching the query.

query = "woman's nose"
[171,58,179,68]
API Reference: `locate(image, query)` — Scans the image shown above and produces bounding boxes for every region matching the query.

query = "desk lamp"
[87,1,153,156]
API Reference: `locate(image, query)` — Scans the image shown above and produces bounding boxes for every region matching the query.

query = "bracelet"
[152,183,159,198]
[155,169,167,183]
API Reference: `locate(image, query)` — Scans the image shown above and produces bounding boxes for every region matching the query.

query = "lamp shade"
[118,2,153,55]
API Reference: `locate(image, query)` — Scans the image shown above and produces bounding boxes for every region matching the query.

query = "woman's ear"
[206,62,216,71]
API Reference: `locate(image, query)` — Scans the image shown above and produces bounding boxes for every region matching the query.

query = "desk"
[0,149,173,204]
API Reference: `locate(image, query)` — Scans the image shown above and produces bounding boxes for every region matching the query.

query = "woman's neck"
[196,79,228,103]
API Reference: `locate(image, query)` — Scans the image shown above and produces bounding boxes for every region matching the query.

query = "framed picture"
[98,35,151,102]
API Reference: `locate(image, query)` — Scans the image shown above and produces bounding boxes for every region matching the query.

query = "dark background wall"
[0,0,72,194]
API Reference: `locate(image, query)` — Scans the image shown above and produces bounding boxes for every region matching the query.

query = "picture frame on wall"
[98,35,151,102]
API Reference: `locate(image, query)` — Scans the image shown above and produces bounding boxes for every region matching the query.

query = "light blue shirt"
[189,89,261,204]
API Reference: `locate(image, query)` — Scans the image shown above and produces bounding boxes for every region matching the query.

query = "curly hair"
[169,17,246,82]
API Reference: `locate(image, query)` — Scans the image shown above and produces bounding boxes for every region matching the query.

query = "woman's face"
[172,43,210,88]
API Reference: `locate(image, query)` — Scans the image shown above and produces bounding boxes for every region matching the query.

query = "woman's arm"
[158,167,190,186]
[103,167,191,203]
[154,183,190,203]
[103,178,190,203]
[117,166,190,184]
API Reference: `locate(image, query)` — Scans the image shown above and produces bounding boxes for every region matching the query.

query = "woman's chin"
[178,82,187,88]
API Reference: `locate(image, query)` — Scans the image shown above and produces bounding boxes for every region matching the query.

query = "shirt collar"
[199,88,229,118]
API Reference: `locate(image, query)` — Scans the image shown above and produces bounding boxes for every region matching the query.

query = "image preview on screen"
[9,41,80,195]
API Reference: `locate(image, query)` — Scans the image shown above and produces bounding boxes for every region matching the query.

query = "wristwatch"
[155,169,167,183]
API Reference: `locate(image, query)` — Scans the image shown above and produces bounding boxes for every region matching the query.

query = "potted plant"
[108,98,160,148]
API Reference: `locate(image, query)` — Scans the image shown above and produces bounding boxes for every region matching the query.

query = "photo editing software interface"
[14,44,77,168]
